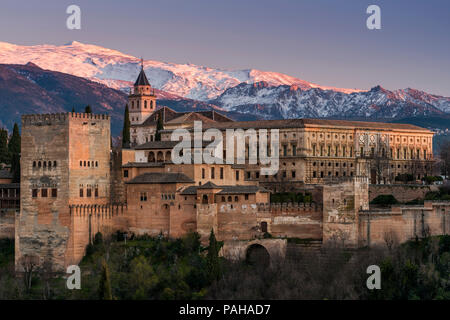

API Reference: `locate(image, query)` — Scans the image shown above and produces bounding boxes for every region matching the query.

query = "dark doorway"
[246,244,270,267]
[370,169,377,184]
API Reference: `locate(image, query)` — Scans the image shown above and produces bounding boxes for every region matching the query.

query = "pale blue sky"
[0,0,449,95]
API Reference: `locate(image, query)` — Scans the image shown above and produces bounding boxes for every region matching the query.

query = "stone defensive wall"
[358,200,450,247]
[21,112,110,126]
[197,202,323,243]
[69,203,128,264]
[369,184,438,203]
[0,209,16,239]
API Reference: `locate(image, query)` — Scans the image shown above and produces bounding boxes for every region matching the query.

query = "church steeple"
[128,59,157,127]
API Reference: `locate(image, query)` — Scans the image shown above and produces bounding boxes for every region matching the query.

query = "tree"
[122,104,131,148]
[85,105,92,113]
[206,229,221,281]
[10,153,20,183]
[72,107,75,113]
[8,123,20,155]
[98,259,113,300]
[19,254,40,292]
[440,140,450,178]
[155,114,163,141]
[0,129,9,164]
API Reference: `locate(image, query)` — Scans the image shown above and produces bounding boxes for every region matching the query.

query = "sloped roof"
[122,162,165,168]
[126,172,194,184]
[135,140,211,150]
[0,169,13,179]
[134,68,150,86]
[165,112,217,125]
[199,118,432,133]
[179,184,269,195]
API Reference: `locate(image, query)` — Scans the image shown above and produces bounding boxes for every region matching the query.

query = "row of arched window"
[80,160,99,168]
[32,161,57,169]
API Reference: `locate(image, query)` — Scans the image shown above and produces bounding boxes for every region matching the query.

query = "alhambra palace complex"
[1,67,449,272]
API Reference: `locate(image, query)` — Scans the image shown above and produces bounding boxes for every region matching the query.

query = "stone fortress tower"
[16,113,111,271]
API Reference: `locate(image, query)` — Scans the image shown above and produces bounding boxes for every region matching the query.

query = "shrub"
[370,194,398,205]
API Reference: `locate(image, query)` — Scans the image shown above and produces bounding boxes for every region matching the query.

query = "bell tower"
[129,59,156,125]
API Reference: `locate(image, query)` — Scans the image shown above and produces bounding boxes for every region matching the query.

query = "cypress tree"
[85,105,92,113]
[72,107,75,113]
[155,114,163,141]
[98,259,113,300]
[0,129,9,164]
[8,123,20,155]
[11,153,20,183]
[206,229,221,281]
[122,104,131,148]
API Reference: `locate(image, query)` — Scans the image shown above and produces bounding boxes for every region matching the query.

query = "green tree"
[129,256,158,299]
[0,129,9,164]
[8,123,20,155]
[85,105,92,113]
[206,229,221,281]
[122,104,131,148]
[98,259,113,300]
[155,114,163,141]
[10,153,20,183]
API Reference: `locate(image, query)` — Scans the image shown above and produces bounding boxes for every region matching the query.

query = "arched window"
[33,161,36,167]
[144,100,147,109]
[202,195,208,204]
[228,196,232,202]
[43,161,47,168]
[221,196,225,202]
[38,161,41,168]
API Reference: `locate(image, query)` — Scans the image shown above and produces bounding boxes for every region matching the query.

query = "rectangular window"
[247,171,251,179]
[245,194,249,200]
[312,145,316,156]
[32,189,38,198]
[236,170,240,181]
[80,188,83,197]
[292,171,296,178]
[87,188,92,197]
[292,144,297,156]
[51,188,57,198]
[255,172,260,179]
[124,170,128,178]
[95,188,99,197]
[283,145,287,156]
[220,167,224,179]
[140,192,147,201]
[211,167,215,179]
[41,188,48,197]
[202,168,205,179]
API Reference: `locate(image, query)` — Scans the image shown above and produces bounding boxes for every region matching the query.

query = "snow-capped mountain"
[211,82,450,119]
[0,41,362,101]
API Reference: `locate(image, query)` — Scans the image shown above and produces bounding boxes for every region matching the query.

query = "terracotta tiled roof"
[126,172,194,184]
[179,184,269,195]
[135,140,211,150]
[0,169,13,179]
[122,162,165,168]
[198,118,432,132]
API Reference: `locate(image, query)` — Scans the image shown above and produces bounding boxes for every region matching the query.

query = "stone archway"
[148,152,155,162]
[246,243,270,267]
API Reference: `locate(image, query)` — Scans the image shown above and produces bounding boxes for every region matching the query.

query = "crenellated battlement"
[68,112,110,121]
[69,203,126,218]
[22,112,110,127]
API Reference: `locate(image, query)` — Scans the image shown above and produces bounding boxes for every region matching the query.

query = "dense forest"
[0,232,448,300]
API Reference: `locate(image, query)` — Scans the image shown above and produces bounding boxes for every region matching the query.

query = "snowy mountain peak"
[0,41,364,101]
